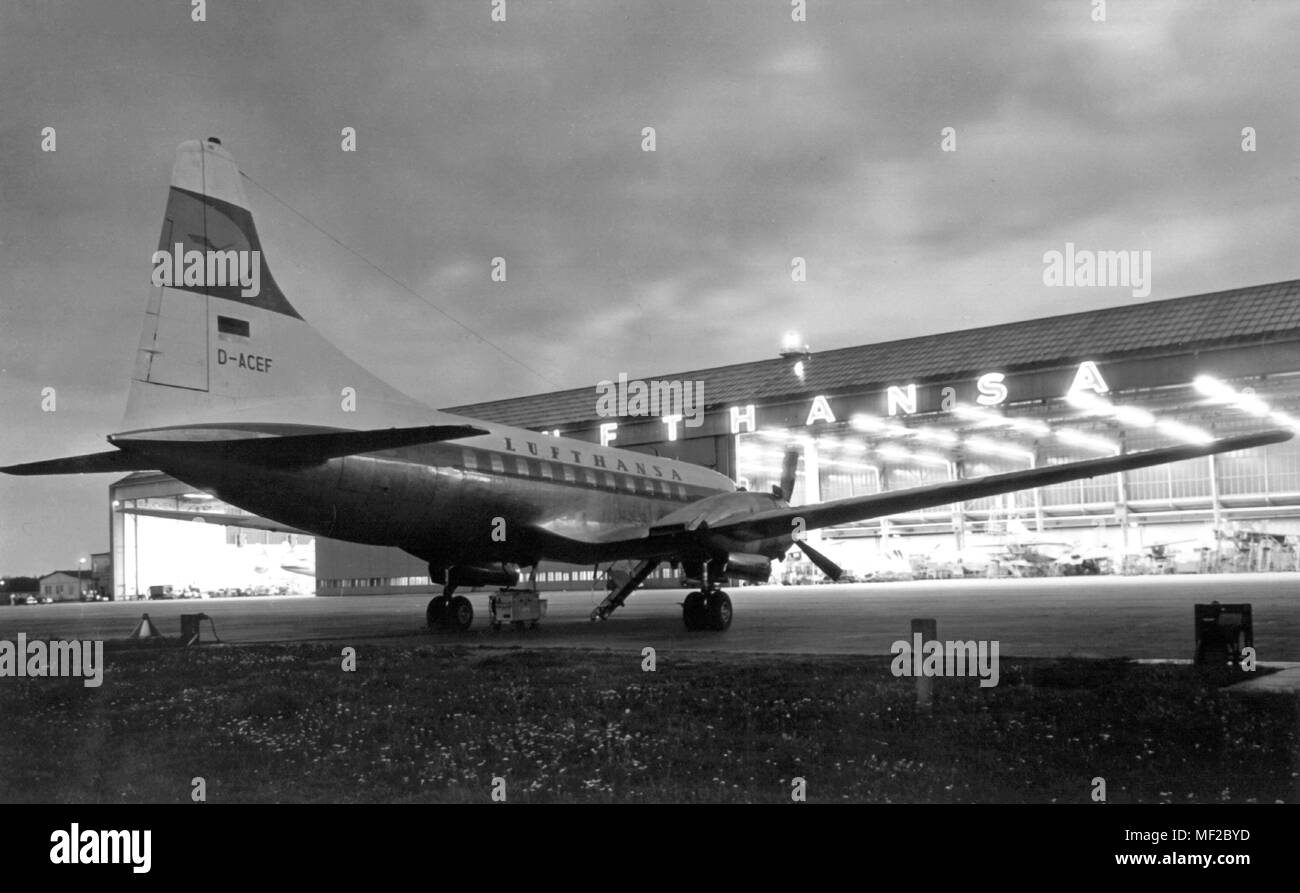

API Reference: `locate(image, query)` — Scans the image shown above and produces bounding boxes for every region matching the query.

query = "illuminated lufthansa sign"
[729,360,1113,432]
[596,360,1114,441]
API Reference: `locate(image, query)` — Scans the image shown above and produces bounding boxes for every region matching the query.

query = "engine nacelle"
[722,553,772,583]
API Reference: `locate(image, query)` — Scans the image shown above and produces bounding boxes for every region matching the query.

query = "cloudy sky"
[1,0,1297,574]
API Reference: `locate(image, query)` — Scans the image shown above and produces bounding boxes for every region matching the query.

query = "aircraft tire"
[427,595,449,629]
[705,591,732,631]
[449,595,474,631]
[682,591,707,630]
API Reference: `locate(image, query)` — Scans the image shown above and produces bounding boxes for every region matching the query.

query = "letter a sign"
[1068,361,1109,396]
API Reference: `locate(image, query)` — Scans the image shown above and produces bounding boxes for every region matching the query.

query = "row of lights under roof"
[1194,375,1300,432]
[745,373,1299,468]
[854,407,1128,453]
[747,410,1124,460]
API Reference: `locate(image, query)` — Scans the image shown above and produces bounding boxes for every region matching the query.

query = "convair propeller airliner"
[4,139,1291,631]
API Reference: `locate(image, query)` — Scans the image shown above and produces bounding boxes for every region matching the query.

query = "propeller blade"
[778,447,800,501]
[796,540,843,581]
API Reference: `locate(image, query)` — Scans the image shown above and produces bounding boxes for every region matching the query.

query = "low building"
[39,571,91,602]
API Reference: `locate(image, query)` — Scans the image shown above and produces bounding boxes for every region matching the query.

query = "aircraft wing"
[535,429,1293,555]
[709,429,1291,543]
[115,506,311,535]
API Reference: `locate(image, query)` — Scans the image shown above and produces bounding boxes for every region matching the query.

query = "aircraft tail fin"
[121,138,429,434]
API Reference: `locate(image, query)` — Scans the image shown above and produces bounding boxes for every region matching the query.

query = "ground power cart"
[489,589,547,631]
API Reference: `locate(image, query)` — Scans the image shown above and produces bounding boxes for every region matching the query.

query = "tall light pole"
[79,556,87,601]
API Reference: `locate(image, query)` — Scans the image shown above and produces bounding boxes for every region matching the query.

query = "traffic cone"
[128,613,164,640]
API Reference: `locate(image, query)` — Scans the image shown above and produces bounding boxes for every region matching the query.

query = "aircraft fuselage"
[137,416,742,574]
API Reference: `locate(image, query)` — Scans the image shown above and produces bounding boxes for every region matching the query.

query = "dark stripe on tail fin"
[156,186,301,318]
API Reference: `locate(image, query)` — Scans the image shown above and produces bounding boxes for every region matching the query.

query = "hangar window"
[489,454,505,474]
[1039,453,1116,509]
[1218,449,1267,496]
[1268,439,1300,492]
[563,465,576,484]
[462,449,478,471]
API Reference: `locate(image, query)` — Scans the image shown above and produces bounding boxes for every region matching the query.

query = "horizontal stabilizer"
[110,424,489,467]
[1,450,156,476]
[116,506,309,535]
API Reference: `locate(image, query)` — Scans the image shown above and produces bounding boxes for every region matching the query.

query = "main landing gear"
[681,590,732,631]
[428,565,545,633]
[426,592,474,632]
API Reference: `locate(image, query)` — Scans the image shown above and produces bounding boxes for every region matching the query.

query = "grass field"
[1,642,1295,803]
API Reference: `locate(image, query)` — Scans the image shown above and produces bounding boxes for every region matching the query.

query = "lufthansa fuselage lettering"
[498,438,684,482]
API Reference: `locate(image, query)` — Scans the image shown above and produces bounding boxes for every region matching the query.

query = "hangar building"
[109,278,1300,598]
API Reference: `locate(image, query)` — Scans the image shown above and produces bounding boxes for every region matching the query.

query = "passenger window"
[563,466,576,484]
[490,454,505,474]
[515,457,529,476]
[539,461,554,480]
[462,449,478,471]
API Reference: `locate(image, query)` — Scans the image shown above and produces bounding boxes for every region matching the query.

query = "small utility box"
[489,589,547,631]
[1194,602,1252,667]
[181,614,202,646]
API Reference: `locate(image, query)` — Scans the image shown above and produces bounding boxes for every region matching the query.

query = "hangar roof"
[444,278,1300,430]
